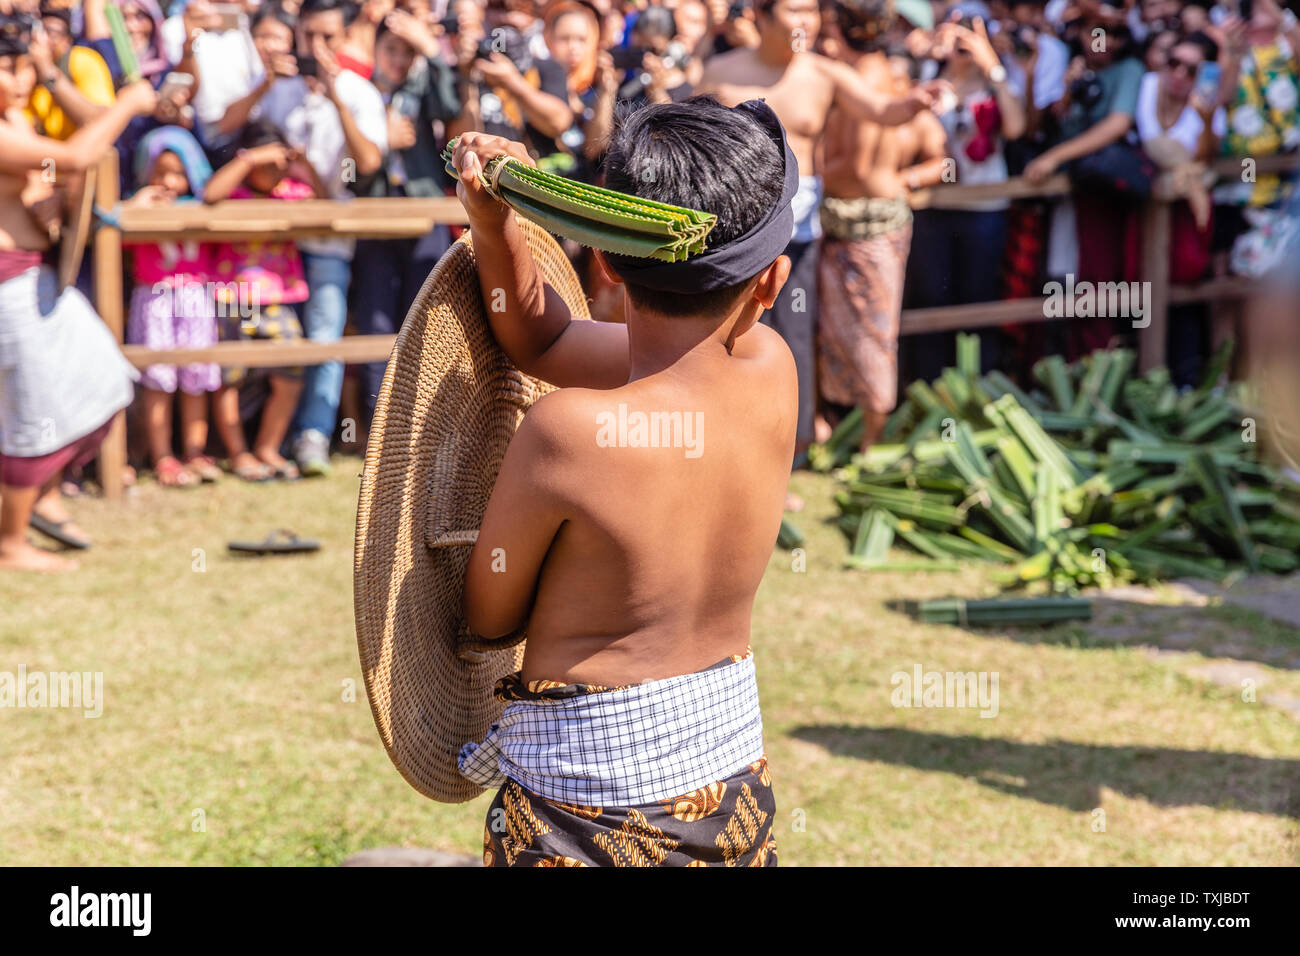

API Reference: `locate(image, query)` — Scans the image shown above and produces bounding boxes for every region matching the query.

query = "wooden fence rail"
[91,149,1299,498]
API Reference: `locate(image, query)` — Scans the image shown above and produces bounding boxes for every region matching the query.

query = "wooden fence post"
[1138,195,1171,373]
[94,150,126,502]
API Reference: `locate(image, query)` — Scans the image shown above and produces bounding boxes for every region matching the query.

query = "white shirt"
[1135,71,1227,155]
[253,71,389,258]
[161,18,263,133]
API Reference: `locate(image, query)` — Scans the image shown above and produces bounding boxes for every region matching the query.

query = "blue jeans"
[351,226,451,423]
[293,252,351,441]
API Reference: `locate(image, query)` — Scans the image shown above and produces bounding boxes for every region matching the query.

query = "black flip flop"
[227,529,321,555]
[29,513,92,550]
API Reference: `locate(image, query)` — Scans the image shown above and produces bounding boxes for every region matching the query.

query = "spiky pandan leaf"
[443,139,716,262]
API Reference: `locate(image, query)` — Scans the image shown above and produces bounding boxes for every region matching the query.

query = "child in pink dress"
[204,121,324,481]
[124,127,221,488]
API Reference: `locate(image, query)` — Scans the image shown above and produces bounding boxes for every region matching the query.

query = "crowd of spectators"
[1,0,1298,567]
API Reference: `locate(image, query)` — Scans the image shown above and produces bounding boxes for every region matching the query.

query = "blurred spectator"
[122,127,221,489]
[673,0,709,85]
[455,0,573,163]
[1136,30,1224,227]
[212,4,299,142]
[205,121,322,481]
[0,24,157,571]
[253,0,388,475]
[704,0,760,53]
[160,0,262,154]
[1213,0,1300,249]
[700,0,939,460]
[908,15,1024,378]
[1141,24,1176,71]
[616,5,694,106]
[819,0,949,451]
[338,0,395,79]
[543,0,609,178]
[25,0,114,138]
[1024,18,1147,355]
[1135,30,1227,387]
[1002,1,1068,116]
[351,9,465,423]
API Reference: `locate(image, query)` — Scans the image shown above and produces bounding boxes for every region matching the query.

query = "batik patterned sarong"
[816,196,912,415]
[466,653,778,867]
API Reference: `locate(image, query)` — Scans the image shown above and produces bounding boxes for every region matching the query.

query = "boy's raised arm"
[452,134,630,390]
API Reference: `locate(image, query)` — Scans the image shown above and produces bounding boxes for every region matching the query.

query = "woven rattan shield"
[354,219,591,803]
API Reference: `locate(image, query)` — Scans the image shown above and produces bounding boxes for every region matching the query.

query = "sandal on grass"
[268,461,301,481]
[230,459,274,483]
[155,456,200,489]
[228,529,321,555]
[183,454,223,482]
[29,513,92,550]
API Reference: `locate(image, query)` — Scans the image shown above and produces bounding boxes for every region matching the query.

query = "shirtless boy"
[452,97,797,866]
[698,0,944,459]
[818,0,950,451]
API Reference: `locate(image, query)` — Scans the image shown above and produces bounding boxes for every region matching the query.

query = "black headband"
[604,99,799,294]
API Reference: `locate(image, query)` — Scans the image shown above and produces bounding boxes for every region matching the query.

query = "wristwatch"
[40,72,59,91]
[988,64,1007,85]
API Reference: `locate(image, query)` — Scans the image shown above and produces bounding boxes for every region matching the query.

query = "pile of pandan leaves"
[804,335,1300,594]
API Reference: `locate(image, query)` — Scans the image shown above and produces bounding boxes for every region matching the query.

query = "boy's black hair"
[240,119,290,151]
[603,96,786,318]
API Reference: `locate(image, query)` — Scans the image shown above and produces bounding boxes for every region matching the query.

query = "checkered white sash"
[457,655,765,806]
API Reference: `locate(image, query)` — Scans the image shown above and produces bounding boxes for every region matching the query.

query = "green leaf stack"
[813,335,1300,592]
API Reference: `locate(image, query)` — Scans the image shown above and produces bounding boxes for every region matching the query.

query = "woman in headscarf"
[82,0,171,85]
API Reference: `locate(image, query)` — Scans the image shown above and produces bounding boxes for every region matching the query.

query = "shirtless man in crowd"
[818,0,950,451]
[698,0,945,475]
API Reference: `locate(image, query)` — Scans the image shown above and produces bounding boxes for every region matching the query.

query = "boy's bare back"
[455,103,798,688]
[505,322,794,686]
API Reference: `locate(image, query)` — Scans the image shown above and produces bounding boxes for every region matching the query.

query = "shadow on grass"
[791,725,1300,818]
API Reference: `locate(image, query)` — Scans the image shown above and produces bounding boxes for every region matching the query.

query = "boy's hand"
[452,132,533,228]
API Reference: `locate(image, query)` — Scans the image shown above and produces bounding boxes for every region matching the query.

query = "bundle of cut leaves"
[814,336,1300,591]
[442,138,716,262]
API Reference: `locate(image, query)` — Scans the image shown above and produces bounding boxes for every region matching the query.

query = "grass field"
[2,461,1298,865]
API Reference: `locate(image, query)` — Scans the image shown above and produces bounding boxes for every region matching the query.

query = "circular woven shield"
[354,219,591,803]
